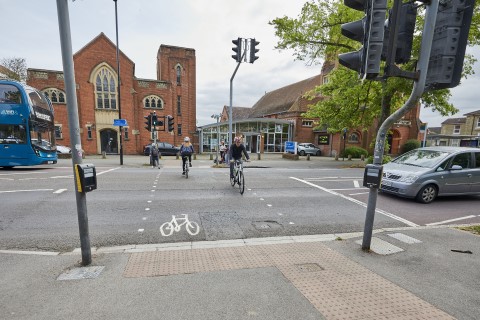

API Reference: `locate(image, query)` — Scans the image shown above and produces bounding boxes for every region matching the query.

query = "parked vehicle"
[144,142,180,156]
[380,146,480,204]
[56,144,71,154]
[297,143,321,156]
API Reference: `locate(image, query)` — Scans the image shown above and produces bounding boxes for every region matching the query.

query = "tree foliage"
[1,57,27,82]
[270,0,480,133]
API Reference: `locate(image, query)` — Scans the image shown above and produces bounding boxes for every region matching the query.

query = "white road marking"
[426,215,477,226]
[138,229,144,232]
[289,222,295,225]
[290,177,419,227]
[330,188,369,191]
[267,204,272,207]
[145,208,150,211]
[353,180,360,188]
[147,200,152,203]
[0,178,14,181]
[53,189,67,194]
[0,189,54,194]
[259,198,264,201]
[96,167,121,175]
[349,192,370,196]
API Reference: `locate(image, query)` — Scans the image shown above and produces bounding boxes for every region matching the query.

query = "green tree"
[1,57,27,82]
[269,0,480,133]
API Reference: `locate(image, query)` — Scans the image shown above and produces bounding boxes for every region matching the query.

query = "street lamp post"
[113,0,123,165]
[211,114,221,164]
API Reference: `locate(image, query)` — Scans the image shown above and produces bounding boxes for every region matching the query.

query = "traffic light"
[232,38,243,62]
[338,0,387,79]
[425,0,475,91]
[167,115,174,132]
[151,112,158,126]
[144,113,152,132]
[249,38,259,63]
[382,3,417,64]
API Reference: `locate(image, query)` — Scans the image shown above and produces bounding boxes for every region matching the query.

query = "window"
[348,132,360,143]
[43,88,66,104]
[323,76,329,84]
[94,67,117,109]
[124,127,129,140]
[302,120,313,127]
[55,125,63,139]
[177,96,181,115]
[476,118,480,128]
[453,125,460,134]
[143,95,164,109]
[87,126,92,139]
[451,152,471,169]
[176,66,181,85]
[177,124,182,136]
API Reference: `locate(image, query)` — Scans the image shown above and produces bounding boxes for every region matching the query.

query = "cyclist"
[229,136,249,179]
[180,136,194,175]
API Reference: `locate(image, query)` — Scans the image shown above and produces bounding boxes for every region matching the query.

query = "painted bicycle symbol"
[160,214,200,236]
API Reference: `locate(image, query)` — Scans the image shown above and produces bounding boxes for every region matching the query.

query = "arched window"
[42,88,67,104]
[143,95,164,109]
[176,66,181,85]
[348,132,360,143]
[94,67,117,109]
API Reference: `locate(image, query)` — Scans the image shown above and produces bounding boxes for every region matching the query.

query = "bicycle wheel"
[186,221,200,235]
[185,166,189,179]
[238,171,245,194]
[160,221,174,236]
[230,170,236,186]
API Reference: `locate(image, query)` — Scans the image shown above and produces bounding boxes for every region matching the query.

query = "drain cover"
[57,266,105,281]
[252,221,282,231]
[295,263,324,272]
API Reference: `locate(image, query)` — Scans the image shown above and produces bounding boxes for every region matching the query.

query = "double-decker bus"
[0,79,58,168]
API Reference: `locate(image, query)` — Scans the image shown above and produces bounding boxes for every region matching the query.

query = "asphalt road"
[1,156,479,252]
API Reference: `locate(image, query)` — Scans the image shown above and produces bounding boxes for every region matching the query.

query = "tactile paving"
[123,241,454,319]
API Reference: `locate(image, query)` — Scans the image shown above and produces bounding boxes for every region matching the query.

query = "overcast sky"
[1,0,479,128]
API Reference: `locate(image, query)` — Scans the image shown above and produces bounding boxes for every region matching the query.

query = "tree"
[270,0,480,134]
[1,57,27,82]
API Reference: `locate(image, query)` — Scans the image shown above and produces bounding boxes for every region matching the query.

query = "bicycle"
[182,155,190,178]
[160,214,200,236]
[230,159,246,194]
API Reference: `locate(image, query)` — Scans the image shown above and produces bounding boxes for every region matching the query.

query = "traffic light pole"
[229,50,246,145]
[362,0,439,251]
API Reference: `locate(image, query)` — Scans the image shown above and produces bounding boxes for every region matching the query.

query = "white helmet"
[184,137,190,142]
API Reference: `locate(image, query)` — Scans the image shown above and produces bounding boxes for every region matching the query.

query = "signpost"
[113,119,127,126]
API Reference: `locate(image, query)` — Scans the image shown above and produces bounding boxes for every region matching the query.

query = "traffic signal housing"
[167,115,174,132]
[425,0,475,91]
[144,113,152,132]
[338,0,387,79]
[232,38,243,62]
[249,38,259,63]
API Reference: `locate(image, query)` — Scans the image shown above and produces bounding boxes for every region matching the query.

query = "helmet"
[234,136,241,143]
[184,137,190,142]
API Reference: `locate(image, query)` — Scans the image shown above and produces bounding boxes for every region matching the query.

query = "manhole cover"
[57,266,105,281]
[295,263,324,272]
[252,221,282,231]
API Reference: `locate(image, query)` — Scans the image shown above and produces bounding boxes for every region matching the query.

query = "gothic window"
[143,95,164,109]
[42,88,67,104]
[348,132,360,143]
[94,67,117,109]
[176,66,181,85]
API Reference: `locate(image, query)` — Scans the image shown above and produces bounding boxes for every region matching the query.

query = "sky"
[1,0,479,128]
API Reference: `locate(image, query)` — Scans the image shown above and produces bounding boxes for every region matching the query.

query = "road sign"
[113,119,127,126]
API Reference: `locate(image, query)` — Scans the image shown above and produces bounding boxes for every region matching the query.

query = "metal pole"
[114,0,123,165]
[361,0,439,251]
[229,44,247,145]
[56,0,91,265]
[423,123,428,147]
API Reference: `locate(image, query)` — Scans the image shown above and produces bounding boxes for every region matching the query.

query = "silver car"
[380,146,480,203]
[297,143,321,156]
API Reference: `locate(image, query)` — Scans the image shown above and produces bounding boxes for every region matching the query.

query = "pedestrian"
[219,140,227,163]
[150,143,160,169]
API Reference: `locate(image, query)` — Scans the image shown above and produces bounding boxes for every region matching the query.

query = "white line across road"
[426,215,477,226]
[290,177,419,227]
[0,189,54,194]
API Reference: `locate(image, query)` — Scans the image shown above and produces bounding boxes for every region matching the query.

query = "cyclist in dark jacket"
[180,137,194,175]
[229,136,249,179]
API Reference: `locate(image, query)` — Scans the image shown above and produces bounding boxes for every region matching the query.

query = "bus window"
[0,84,22,104]
[27,89,50,110]
[0,124,26,144]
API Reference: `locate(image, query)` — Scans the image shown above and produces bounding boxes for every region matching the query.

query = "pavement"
[1,154,479,320]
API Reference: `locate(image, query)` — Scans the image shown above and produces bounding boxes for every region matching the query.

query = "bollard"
[210,154,213,160]
[307,154,310,161]
[102,151,106,159]
[335,154,339,161]
[361,154,365,161]
[257,153,261,160]
[348,154,352,161]
[193,154,197,160]
[176,154,179,160]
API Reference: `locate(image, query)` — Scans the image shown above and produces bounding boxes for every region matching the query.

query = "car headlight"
[399,174,419,184]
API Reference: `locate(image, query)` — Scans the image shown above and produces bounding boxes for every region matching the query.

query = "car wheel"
[315,150,320,156]
[299,150,306,156]
[415,184,437,204]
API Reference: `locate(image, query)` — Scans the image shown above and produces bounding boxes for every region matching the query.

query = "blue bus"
[0,79,58,168]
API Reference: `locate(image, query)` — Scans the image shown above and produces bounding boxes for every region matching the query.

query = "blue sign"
[113,119,127,126]
[285,141,297,154]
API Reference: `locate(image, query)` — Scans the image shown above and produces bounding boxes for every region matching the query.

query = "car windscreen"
[392,149,450,168]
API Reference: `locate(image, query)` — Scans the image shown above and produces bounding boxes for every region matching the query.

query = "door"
[100,129,118,154]
[469,152,480,193]
[441,152,473,194]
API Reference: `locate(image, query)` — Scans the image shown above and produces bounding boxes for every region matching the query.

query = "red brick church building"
[27,33,196,155]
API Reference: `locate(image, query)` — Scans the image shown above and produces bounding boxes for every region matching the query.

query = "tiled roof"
[441,117,466,125]
[249,75,322,118]
[427,127,441,134]
[463,110,480,116]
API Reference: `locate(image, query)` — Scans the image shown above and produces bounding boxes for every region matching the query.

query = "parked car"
[297,143,321,156]
[380,146,480,204]
[144,142,180,156]
[56,144,71,154]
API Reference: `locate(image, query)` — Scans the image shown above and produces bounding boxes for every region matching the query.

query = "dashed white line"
[138,229,144,232]
[0,189,54,194]
[353,180,360,188]
[53,189,67,194]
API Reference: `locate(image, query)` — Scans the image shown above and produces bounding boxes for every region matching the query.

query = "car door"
[469,151,480,193]
[441,152,473,194]
[306,144,315,154]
